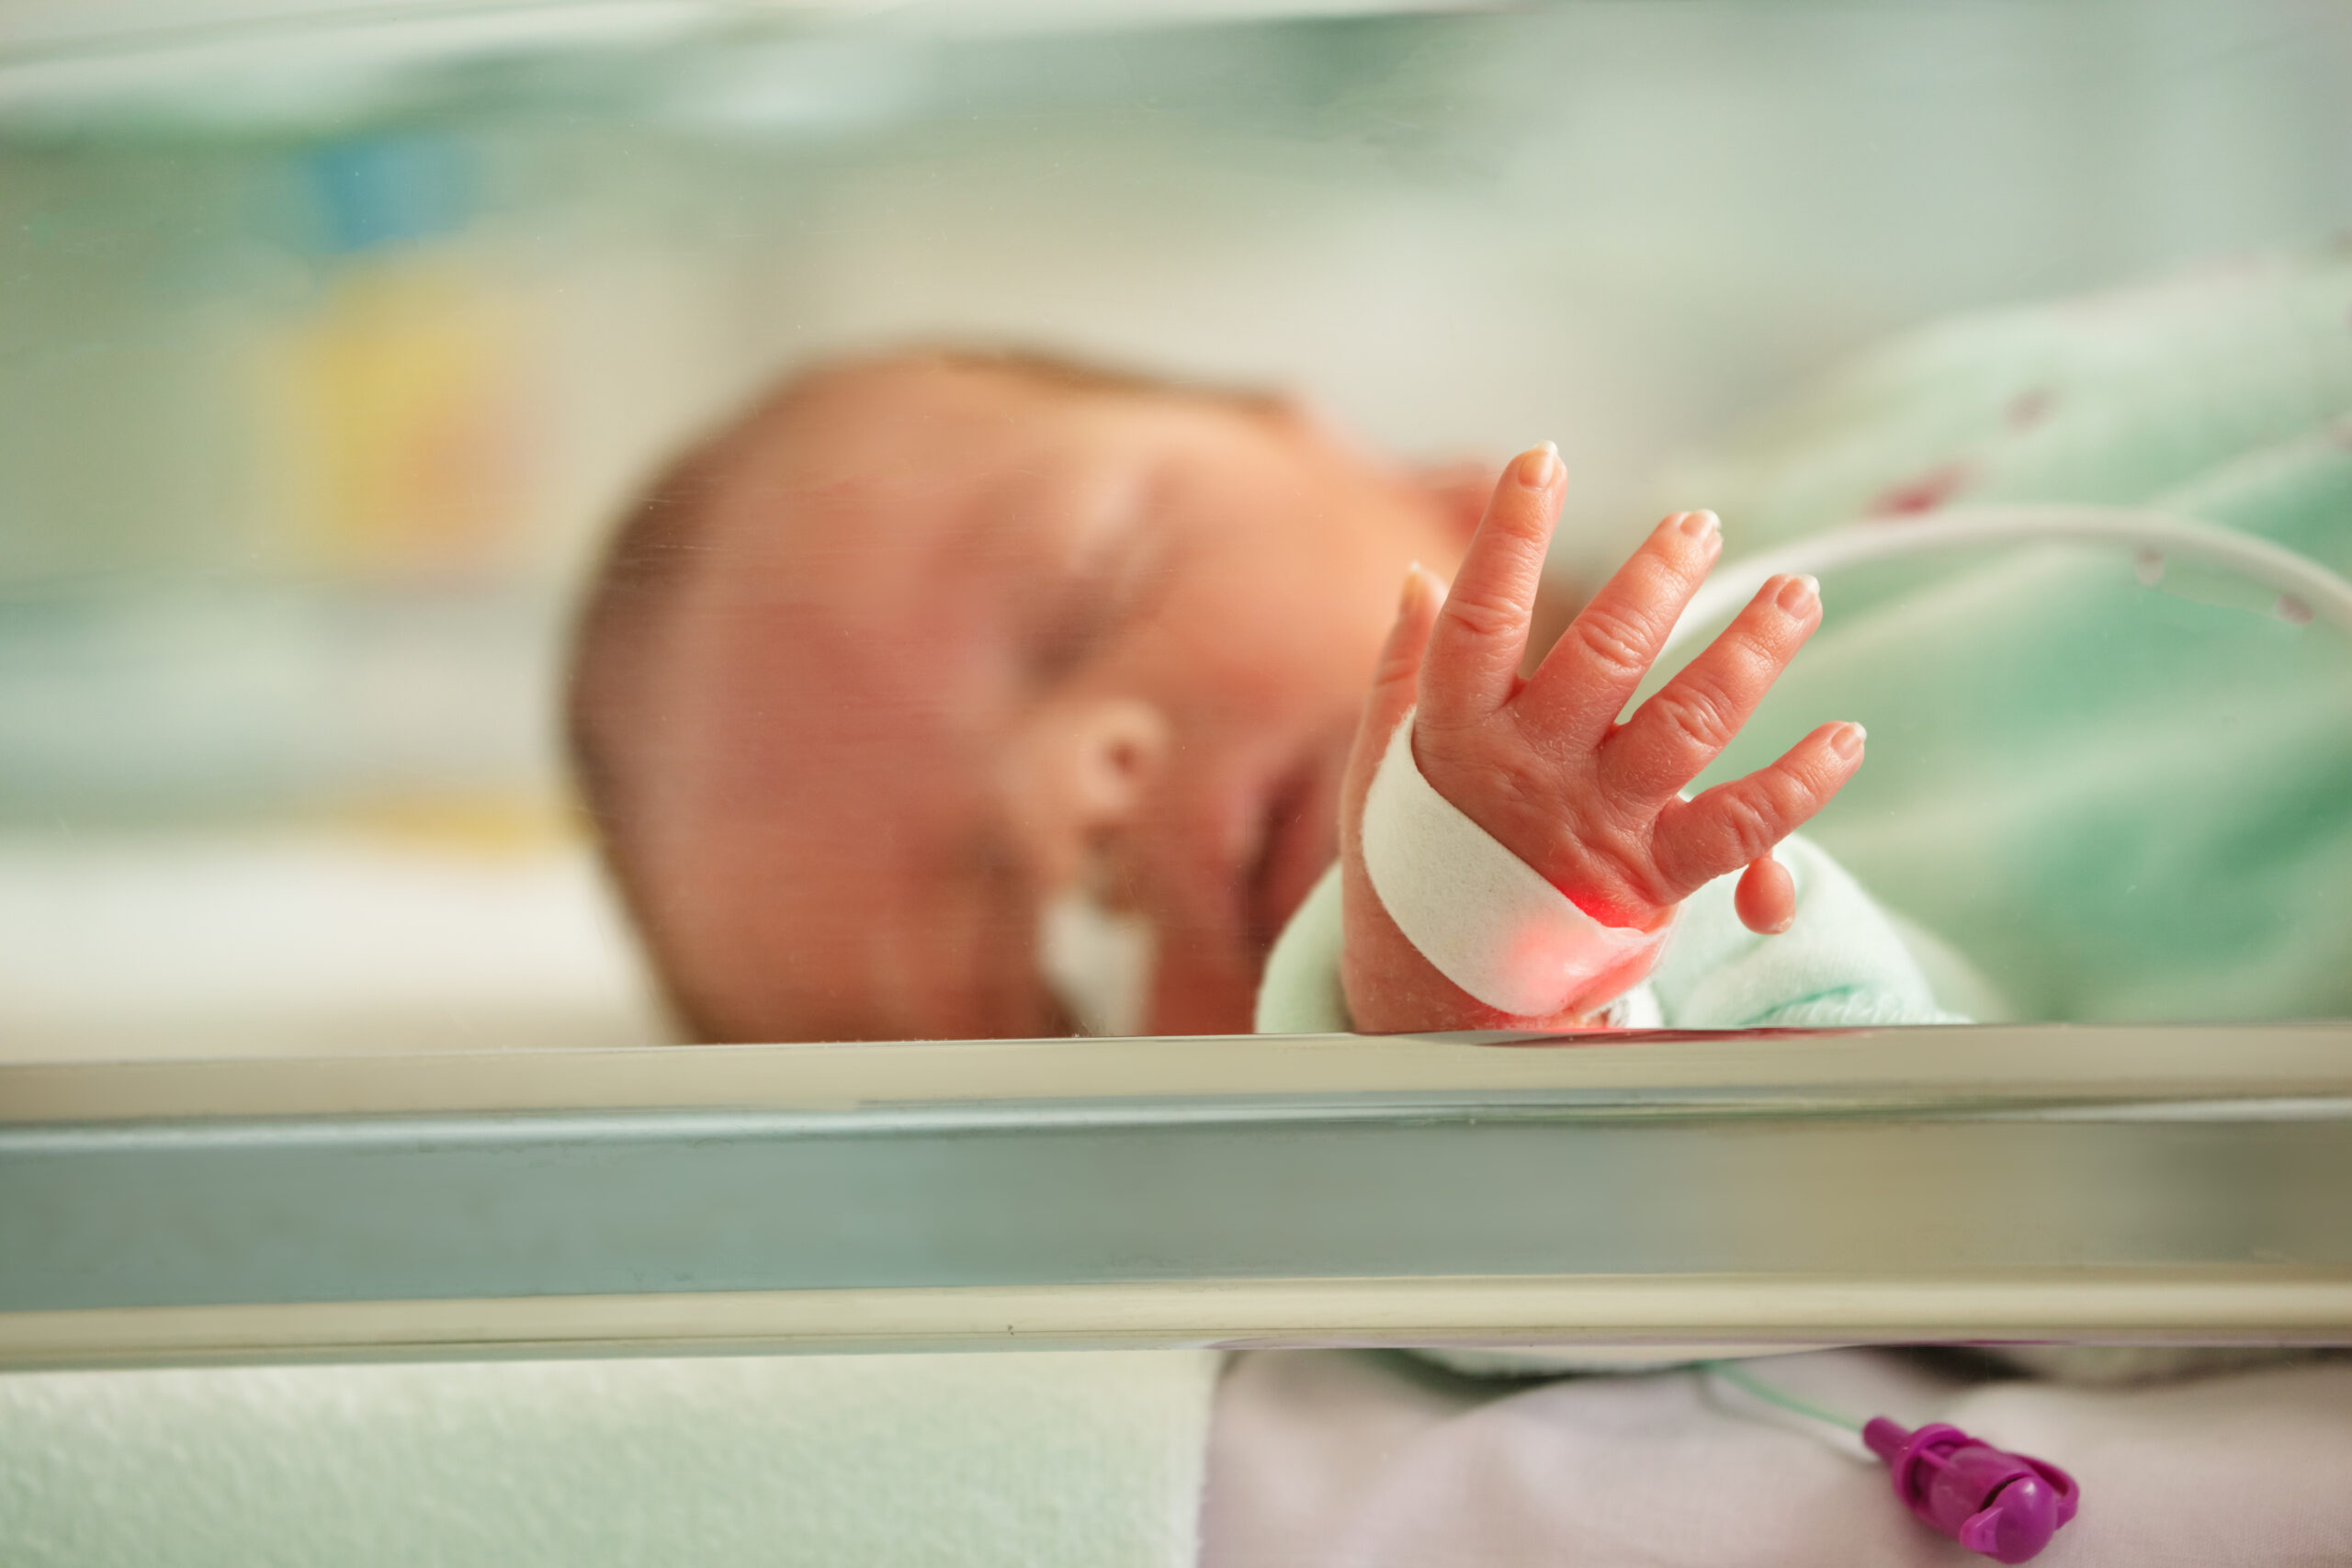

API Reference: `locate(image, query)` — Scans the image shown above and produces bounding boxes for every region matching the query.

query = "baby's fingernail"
[1775,573,1820,615]
[1830,722,1867,760]
[1515,442,1561,491]
[1676,510,1719,542]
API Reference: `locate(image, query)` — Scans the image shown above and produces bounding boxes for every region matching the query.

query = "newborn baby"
[567,349,1957,1043]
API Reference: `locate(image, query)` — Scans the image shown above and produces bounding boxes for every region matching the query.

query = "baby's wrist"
[1359,709,1673,1020]
[1336,850,1675,1032]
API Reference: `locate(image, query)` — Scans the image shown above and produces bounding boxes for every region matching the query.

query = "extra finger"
[1649,721,1865,899]
[1344,564,1446,831]
[1516,509,1724,749]
[1599,572,1821,803]
[1417,444,1564,728]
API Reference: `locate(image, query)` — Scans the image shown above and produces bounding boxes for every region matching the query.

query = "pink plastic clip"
[1862,1417,2080,1563]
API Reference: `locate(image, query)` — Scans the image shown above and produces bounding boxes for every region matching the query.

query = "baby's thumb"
[1346,564,1445,815]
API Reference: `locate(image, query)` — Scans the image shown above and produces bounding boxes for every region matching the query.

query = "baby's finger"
[1599,572,1821,804]
[1649,721,1865,899]
[1734,855,1796,935]
[1416,443,1563,728]
[1344,564,1446,823]
[1516,510,1724,749]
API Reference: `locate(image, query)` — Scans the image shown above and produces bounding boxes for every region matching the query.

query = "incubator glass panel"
[4,0,2350,1057]
[7,8,2352,1565]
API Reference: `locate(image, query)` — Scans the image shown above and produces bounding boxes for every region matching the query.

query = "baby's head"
[569,349,1479,1042]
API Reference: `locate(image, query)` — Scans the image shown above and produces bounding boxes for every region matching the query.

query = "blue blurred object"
[304,135,474,254]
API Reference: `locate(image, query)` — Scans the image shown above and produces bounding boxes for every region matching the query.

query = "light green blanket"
[1676,250,2352,1021]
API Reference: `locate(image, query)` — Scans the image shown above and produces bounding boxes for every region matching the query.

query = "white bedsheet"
[0,831,669,1059]
[1202,1348,2352,1566]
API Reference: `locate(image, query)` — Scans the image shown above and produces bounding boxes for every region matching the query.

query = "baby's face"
[630,360,1474,1041]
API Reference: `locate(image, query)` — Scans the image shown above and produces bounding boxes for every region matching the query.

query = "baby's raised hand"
[1338,443,1866,1032]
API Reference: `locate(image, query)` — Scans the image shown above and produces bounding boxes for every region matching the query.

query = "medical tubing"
[1698,1359,1864,1432]
[1658,504,2352,662]
[1699,1362,2080,1561]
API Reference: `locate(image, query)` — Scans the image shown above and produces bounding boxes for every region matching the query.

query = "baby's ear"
[1410,459,1499,545]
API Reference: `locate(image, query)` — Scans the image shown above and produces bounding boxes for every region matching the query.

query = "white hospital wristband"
[1359,709,1663,1019]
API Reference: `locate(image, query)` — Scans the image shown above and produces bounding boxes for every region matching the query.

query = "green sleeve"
[1252,836,1973,1033]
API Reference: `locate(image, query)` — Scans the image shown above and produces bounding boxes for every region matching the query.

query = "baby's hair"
[923,345,1292,417]
[563,344,1287,1019]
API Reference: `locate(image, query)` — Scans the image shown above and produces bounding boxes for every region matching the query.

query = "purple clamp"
[1862,1417,2080,1563]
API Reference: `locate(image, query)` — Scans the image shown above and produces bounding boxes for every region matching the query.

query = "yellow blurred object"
[331,793,582,855]
[277,252,531,578]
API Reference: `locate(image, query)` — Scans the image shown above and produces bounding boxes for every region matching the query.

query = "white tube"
[1659,505,2352,663]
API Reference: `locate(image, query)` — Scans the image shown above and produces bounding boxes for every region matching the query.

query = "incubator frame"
[5,1024,2348,1370]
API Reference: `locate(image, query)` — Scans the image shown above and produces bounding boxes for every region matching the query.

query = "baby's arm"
[1339,444,1866,1032]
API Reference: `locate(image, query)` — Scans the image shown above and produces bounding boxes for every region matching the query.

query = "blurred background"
[5,0,2350,1056]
